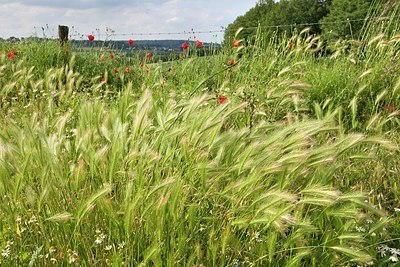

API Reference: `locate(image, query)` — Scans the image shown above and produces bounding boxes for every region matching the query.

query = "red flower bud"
[7,52,15,60]
[233,39,240,48]
[219,96,228,104]
[196,40,203,48]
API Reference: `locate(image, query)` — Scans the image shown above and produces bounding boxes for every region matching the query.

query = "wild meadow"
[1,14,400,267]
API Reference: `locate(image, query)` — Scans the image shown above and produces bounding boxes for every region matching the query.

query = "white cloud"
[166,17,180,24]
[0,0,257,42]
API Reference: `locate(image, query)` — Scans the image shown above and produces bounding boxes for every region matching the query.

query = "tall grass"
[1,5,400,265]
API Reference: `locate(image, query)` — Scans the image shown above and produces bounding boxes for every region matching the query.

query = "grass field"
[1,19,400,266]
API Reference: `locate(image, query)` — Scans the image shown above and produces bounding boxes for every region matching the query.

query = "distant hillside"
[1,37,220,55]
[74,39,218,51]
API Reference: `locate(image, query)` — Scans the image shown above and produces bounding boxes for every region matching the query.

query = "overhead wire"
[4,14,397,40]
[66,15,398,39]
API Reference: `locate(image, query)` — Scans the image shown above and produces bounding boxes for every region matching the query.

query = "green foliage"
[224,0,275,44]
[224,0,331,44]
[224,0,398,46]
[320,0,376,40]
[262,0,331,34]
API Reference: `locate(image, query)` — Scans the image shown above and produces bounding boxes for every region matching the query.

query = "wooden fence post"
[58,25,69,45]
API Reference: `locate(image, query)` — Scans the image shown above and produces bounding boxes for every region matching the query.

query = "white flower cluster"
[377,245,400,262]
[95,233,107,245]
[68,249,79,264]
[1,241,13,258]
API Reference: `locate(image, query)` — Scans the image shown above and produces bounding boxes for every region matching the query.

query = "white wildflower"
[389,253,399,262]
[251,231,263,243]
[390,248,400,255]
[69,256,77,264]
[95,233,107,245]
[68,250,78,264]
[377,245,389,257]
[199,225,207,232]
[355,226,365,232]
[117,241,125,250]
[28,215,37,224]
[1,248,10,258]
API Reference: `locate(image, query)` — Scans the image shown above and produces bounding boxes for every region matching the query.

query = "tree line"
[224,0,398,44]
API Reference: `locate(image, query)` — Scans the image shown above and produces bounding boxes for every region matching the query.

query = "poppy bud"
[196,40,203,48]
[219,96,228,104]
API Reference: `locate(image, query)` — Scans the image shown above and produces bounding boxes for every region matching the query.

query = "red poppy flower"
[113,68,119,74]
[182,43,189,50]
[101,77,106,83]
[219,96,228,104]
[233,39,240,48]
[289,40,293,49]
[109,53,115,60]
[128,39,134,46]
[228,59,235,66]
[7,52,15,60]
[146,52,152,59]
[125,67,130,74]
[140,63,145,67]
[385,105,395,111]
[196,40,203,48]
[88,35,95,41]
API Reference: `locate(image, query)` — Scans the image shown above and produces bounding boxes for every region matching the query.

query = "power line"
[68,29,224,39]
[3,14,396,40]
[66,15,397,39]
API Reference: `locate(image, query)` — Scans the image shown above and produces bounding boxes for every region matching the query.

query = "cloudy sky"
[0,0,257,42]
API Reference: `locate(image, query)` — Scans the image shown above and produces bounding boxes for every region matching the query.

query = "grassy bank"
[0,21,400,266]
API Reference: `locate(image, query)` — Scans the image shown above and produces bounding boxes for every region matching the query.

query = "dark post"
[58,25,69,45]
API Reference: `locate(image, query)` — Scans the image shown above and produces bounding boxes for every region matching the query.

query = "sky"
[0,0,258,42]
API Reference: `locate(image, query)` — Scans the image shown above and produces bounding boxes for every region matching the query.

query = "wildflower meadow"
[1,10,400,267]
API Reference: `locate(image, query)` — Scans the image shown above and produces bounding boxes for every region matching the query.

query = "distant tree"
[223,0,331,45]
[263,0,331,35]
[223,0,275,44]
[320,0,375,40]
